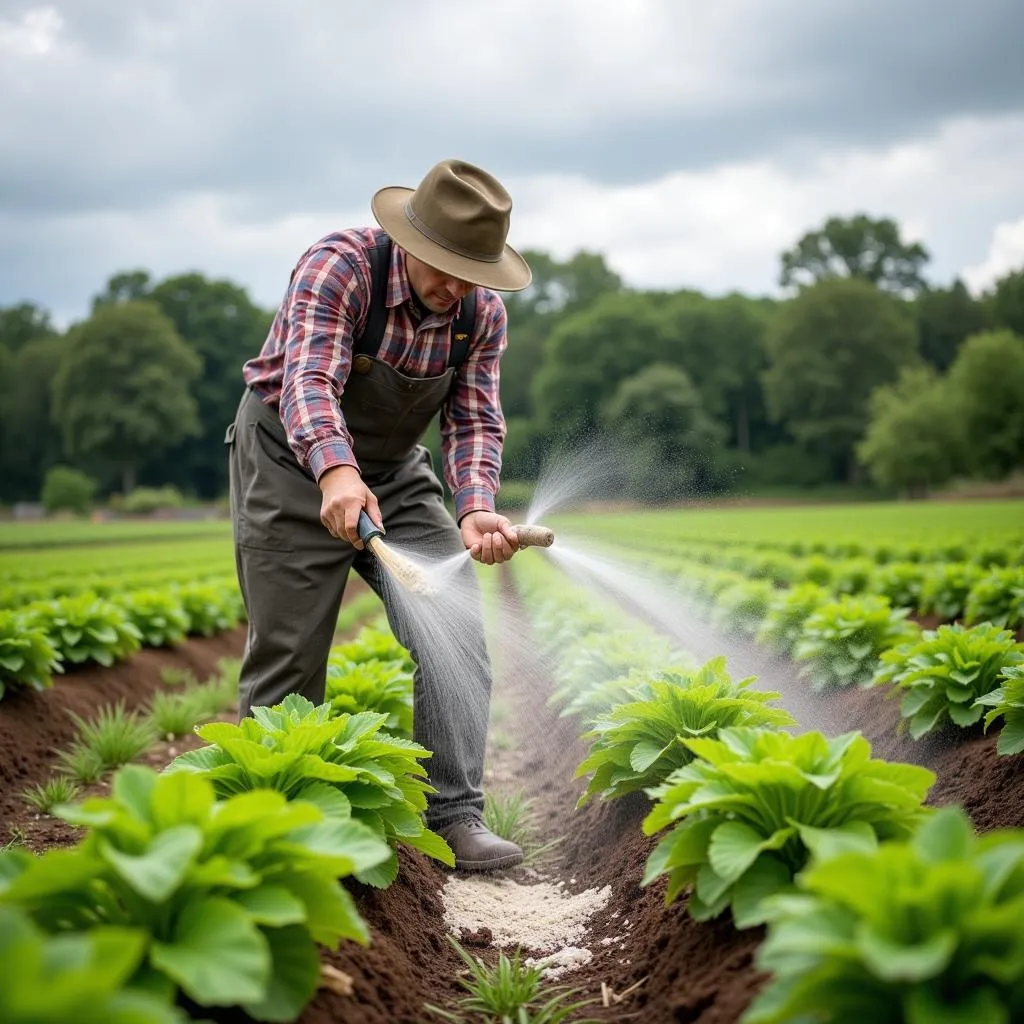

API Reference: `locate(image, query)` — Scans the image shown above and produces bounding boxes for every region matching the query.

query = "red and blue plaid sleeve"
[440,293,508,521]
[279,248,369,482]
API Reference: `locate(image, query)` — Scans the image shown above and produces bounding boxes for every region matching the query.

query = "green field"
[550,499,1024,547]
[0,518,232,552]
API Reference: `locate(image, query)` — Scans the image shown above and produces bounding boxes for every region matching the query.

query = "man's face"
[404,253,475,314]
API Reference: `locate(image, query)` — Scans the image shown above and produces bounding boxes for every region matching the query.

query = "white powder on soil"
[440,875,612,972]
[524,946,593,980]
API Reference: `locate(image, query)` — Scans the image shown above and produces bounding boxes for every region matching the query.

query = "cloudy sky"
[2,0,1023,325]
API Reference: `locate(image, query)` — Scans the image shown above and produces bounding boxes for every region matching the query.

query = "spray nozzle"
[357,509,385,546]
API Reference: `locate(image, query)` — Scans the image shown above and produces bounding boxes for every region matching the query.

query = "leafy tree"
[762,278,919,481]
[145,273,273,497]
[52,301,203,494]
[856,366,965,496]
[945,329,1024,479]
[780,214,929,295]
[988,267,1024,336]
[0,301,56,353]
[531,290,671,441]
[41,465,98,515]
[90,269,152,311]
[915,278,989,371]
[0,334,67,503]
[600,363,727,500]
[502,249,622,419]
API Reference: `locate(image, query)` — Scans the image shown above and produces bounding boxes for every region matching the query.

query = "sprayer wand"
[356,510,554,594]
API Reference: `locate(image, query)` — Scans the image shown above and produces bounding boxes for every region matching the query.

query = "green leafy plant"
[641,727,934,928]
[55,743,107,785]
[793,595,919,690]
[147,687,212,739]
[166,693,454,887]
[976,664,1024,755]
[869,561,928,610]
[742,806,1024,1024]
[918,562,985,620]
[756,582,830,655]
[331,624,416,674]
[0,904,187,1024]
[576,658,795,807]
[425,937,599,1023]
[0,765,390,1022]
[122,589,190,647]
[873,623,1024,739]
[0,609,62,700]
[23,775,82,815]
[174,580,244,637]
[712,580,776,636]
[24,593,142,667]
[965,567,1024,629]
[831,557,876,595]
[325,651,414,738]
[64,700,157,772]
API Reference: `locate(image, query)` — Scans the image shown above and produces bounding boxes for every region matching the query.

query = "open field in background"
[550,498,1024,546]
[0,517,233,551]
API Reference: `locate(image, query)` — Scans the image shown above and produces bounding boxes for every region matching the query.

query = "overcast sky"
[2,0,1023,325]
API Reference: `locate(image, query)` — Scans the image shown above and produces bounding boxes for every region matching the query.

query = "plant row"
[610,531,1024,628]
[509,554,1024,1022]
[0,578,246,700]
[0,622,457,1023]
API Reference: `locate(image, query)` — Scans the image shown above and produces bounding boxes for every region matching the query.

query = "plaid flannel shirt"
[242,227,508,521]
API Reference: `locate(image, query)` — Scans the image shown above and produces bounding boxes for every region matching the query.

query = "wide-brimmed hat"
[371,159,532,292]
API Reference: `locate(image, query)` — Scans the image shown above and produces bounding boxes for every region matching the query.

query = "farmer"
[226,159,533,872]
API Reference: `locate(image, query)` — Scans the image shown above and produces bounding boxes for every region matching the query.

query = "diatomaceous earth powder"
[440,876,612,958]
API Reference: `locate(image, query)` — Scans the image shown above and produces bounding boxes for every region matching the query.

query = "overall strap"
[354,236,478,370]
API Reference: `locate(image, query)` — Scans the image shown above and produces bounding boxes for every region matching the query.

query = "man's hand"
[319,465,383,549]
[460,510,520,565]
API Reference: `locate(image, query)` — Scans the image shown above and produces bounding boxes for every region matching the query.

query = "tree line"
[1,214,1023,510]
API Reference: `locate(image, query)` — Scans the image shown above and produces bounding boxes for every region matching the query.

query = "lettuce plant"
[23,594,142,667]
[755,583,830,656]
[793,595,919,690]
[831,558,876,596]
[0,609,62,700]
[870,561,928,610]
[575,658,795,807]
[976,664,1024,755]
[965,568,1024,630]
[641,727,934,928]
[166,693,454,886]
[742,806,1024,1024]
[0,904,187,1024]
[711,580,776,636]
[873,624,1024,739]
[918,562,985,620]
[331,625,416,674]
[0,765,390,1022]
[122,589,190,648]
[325,652,414,738]
[174,580,245,637]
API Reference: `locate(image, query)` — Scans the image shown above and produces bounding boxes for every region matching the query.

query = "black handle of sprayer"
[357,510,384,546]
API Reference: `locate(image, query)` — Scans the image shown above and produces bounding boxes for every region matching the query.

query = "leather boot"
[438,816,524,872]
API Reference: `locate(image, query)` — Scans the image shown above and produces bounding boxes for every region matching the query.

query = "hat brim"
[371,186,533,292]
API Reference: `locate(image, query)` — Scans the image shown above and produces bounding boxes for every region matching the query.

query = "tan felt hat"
[371,159,532,292]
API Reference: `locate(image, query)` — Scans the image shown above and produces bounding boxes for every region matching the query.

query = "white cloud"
[963,217,1024,294]
[0,7,62,56]
[507,114,1024,296]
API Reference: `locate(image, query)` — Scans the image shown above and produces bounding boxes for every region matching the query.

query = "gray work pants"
[226,387,491,828]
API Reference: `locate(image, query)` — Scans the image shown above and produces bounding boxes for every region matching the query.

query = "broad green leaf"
[857,925,957,981]
[796,821,878,862]
[399,828,455,867]
[150,896,269,1005]
[241,924,320,1023]
[100,826,203,903]
[355,850,400,888]
[708,821,790,885]
[279,872,370,946]
[913,805,974,864]
[904,982,1008,1024]
[731,855,794,928]
[234,885,307,926]
[630,739,669,773]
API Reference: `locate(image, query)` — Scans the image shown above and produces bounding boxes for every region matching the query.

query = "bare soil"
[2,573,1022,1023]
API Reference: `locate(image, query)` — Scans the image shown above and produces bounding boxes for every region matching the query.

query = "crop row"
[604,531,1024,627]
[592,540,1024,749]
[0,620,461,1023]
[508,553,1024,1021]
[0,578,245,700]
